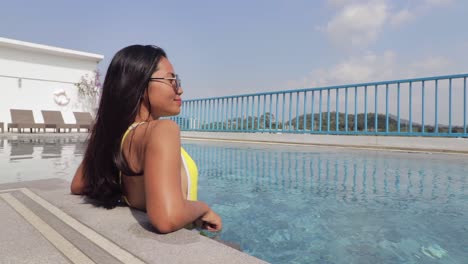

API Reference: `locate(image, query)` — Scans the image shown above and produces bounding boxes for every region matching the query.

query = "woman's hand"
[196,209,222,232]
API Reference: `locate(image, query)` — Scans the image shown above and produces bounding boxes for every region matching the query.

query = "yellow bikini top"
[119,122,198,201]
[180,147,198,201]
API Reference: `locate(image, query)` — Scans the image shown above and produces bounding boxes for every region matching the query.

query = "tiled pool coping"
[0,179,266,264]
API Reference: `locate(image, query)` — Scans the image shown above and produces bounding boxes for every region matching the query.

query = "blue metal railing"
[173,74,468,137]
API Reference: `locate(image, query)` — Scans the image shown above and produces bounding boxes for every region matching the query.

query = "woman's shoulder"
[146,119,180,134]
[143,119,181,147]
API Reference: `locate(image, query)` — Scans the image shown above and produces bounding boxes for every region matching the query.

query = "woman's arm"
[143,120,222,233]
[70,162,86,194]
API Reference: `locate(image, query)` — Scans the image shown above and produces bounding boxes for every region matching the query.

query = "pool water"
[0,137,85,184]
[187,141,468,264]
[1,136,467,263]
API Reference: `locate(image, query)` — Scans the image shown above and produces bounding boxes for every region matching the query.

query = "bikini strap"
[120,122,147,149]
[119,121,147,185]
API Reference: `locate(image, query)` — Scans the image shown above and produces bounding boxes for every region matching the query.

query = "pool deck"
[0,179,267,264]
[181,131,468,154]
[1,131,467,154]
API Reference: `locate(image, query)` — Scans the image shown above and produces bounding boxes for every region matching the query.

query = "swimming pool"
[1,136,467,263]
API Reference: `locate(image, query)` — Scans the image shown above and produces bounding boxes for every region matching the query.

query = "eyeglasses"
[149,74,182,93]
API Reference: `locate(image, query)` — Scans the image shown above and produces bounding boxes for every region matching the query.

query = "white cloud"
[287,50,395,88]
[321,0,454,49]
[389,9,413,26]
[325,1,388,49]
[286,51,457,89]
[406,57,453,77]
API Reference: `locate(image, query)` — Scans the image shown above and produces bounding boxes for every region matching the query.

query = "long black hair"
[82,45,167,208]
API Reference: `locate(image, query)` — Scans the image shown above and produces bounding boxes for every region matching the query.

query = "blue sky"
[1,0,468,99]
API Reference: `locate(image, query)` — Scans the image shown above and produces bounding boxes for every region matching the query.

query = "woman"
[70,45,222,234]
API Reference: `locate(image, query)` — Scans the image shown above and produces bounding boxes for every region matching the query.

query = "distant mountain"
[387,114,418,126]
[200,112,466,133]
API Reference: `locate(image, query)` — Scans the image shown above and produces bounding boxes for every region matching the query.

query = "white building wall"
[0,39,102,126]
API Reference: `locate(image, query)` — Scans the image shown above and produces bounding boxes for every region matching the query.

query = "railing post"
[210,99,214,130]
[422,81,425,133]
[464,77,467,135]
[263,95,266,130]
[269,94,273,131]
[289,93,293,131]
[282,93,286,132]
[364,85,368,132]
[354,86,358,132]
[409,81,413,133]
[296,92,300,131]
[245,96,249,130]
[435,80,439,133]
[327,89,331,132]
[257,96,261,130]
[397,83,401,133]
[311,91,315,132]
[374,85,378,133]
[270,94,279,131]
[241,97,245,131]
[385,84,389,133]
[336,89,339,132]
[449,78,452,133]
[251,95,255,130]
[345,87,348,132]
[236,97,240,130]
[220,98,226,131]
[303,91,307,132]
[203,99,207,130]
[319,90,323,132]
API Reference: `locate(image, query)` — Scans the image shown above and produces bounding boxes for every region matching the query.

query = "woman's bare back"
[120,121,189,210]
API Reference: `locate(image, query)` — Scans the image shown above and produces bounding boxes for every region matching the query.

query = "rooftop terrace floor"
[0,179,266,264]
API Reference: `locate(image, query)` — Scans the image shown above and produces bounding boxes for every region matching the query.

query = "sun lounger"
[41,110,80,133]
[73,112,94,132]
[7,109,45,133]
